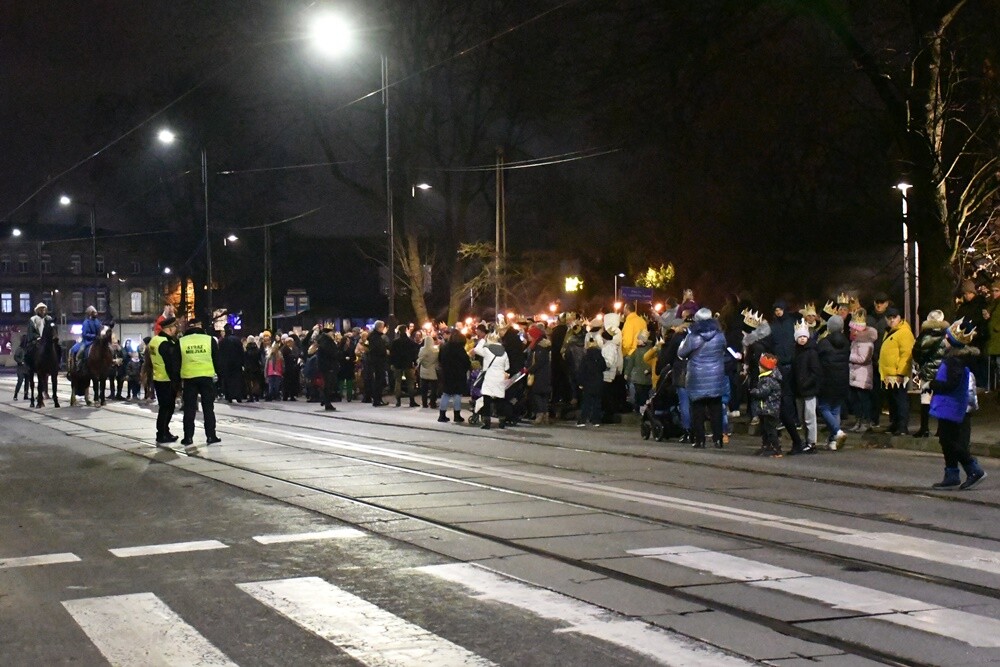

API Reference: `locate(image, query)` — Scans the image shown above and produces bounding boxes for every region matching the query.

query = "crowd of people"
[12,282,995,489]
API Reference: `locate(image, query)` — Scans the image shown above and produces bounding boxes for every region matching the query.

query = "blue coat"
[82,317,102,344]
[930,349,976,423]
[678,319,727,400]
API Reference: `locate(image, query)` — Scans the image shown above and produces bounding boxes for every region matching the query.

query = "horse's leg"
[34,372,44,408]
[98,377,106,406]
[50,372,59,408]
[28,373,35,408]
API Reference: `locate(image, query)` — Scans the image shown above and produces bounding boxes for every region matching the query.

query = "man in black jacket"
[389,324,419,407]
[368,320,389,406]
[316,327,339,411]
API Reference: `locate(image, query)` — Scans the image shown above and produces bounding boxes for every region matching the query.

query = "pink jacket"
[849,326,877,390]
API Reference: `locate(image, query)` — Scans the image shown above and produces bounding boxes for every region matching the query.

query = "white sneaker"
[729,410,741,418]
[835,430,847,448]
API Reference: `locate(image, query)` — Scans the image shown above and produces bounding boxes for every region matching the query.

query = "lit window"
[130,290,143,314]
[19,292,31,312]
[72,292,83,313]
[1,292,11,313]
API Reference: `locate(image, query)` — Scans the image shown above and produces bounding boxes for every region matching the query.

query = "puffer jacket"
[848,326,877,390]
[879,320,915,382]
[912,320,948,383]
[817,330,850,403]
[474,339,510,398]
[526,338,552,393]
[750,367,782,417]
[678,318,727,400]
[792,338,821,398]
[624,342,653,386]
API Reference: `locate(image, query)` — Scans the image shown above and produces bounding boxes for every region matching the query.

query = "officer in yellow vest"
[149,317,182,445]
[179,318,221,446]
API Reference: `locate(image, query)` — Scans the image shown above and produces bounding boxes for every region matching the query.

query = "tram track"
[3,396,995,665]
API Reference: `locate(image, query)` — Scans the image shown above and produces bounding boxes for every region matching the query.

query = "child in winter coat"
[126,352,142,399]
[848,311,877,432]
[750,353,783,457]
[928,319,986,490]
[792,320,821,454]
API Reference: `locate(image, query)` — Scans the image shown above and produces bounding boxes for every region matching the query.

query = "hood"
[851,326,878,344]
[487,343,507,357]
[826,331,849,350]
[919,319,949,331]
[743,320,771,347]
[536,338,552,349]
[945,345,981,359]
[689,318,721,338]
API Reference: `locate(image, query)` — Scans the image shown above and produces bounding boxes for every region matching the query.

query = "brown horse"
[69,324,114,406]
[26,318,61,408]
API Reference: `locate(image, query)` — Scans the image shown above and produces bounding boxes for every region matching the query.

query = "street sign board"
[619,286,654,301]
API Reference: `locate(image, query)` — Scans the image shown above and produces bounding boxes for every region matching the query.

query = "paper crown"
[741,308,764,329]
[793,319,811,339]
[947,317,976,346]
[836,292,851,305]
[799,302,817,317]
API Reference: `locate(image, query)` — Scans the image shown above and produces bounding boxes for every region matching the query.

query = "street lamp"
[59,195,98,303]
[158,129,213,324]
[11,227,21,237]
[225,233,238,245]
[895,182,914,328]
[309,13,395,319]
[613,272,625,302]
[411,183,432,197]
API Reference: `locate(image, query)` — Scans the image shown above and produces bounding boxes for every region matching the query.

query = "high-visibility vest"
[179,333,215,379]
[148,335,171,382]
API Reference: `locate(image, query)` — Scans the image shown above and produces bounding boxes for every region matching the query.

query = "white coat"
[474,339,510,398]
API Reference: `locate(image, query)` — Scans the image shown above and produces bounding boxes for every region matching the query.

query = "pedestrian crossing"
[56,568,755,666]
[629,545,1000,648]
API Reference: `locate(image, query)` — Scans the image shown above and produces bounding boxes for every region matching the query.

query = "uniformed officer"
[179,318,221,446]
[149,316,182,445]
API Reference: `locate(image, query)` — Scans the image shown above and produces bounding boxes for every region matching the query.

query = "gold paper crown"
[741,308,764,329]
[793,319,811,338]
[835,292,851,305]
[799,302,817,317]
[948,317,976,346]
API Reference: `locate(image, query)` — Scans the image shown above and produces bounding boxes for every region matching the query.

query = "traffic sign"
[619,286,654,301]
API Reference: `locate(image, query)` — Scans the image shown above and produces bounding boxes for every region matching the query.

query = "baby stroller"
[640,374,682,442]
[467,369,484,425]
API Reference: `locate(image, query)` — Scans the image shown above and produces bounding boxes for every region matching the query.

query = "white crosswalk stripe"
[630,546,1000,647]
[416,563,757,666]
[62,592,238,666]
[252,527,364,544]
[238,576,497,666]
[0,552,80,569]
[109,539,229,558]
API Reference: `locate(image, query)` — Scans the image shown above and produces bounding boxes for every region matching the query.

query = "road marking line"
[826,532,1000,576]
[0,552,81,569]
[62,592,238,666]
[253,528,365,544]
[238,576,496,666]
[416,563,756,666]
[632,546,1000,647]
[109,540,228,558]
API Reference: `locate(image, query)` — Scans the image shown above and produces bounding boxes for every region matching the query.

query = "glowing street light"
[163,267,172,275]
[157,128,176,145]
[895,182,915,329]
[11,227,21,237]
[308,12,353,57]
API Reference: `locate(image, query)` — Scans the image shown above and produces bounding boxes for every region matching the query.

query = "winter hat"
[873,292,890,304]
[759,353,778,370]
[34,302,47,313]
[773,299,787,311]
[588,316,603,331]
[694,307,713,322]
[925,309,946,323]
[603,312,621,331]
[946,317,976,347]
[826,315,844,333]
[793,320,810,339]
[160,316,177,329]
[961,279,976,294]
[884,307,901,319]
[526,324,545,344]
[637,330,650,345]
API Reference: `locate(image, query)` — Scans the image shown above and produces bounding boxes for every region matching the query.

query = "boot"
[395,398,401,407]
[960,459,987,490]
[481,416,491,430]
[678,430,691,444]
[913,405,930,437]
[931,466,961,489]
[453,411,465,423]
[533,413,549,425]
[437,410,449,423]
[409,398,419,408]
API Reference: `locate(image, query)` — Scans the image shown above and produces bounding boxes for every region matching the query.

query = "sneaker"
[728,410,741,418]
[722,433,730,445]
[826,440,838,451]
[750,416,759,426]
[960,471,987,490]
[180,438,194,446]
[834,430,847,448]
[206,436,222,445]
[575,422,586,428]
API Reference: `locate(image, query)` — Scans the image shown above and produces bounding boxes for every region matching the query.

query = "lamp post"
[59,195,98,304]
[613,272,625,303]
[309,13,395,319]
[158,129,214,325]
[895,182,913,329]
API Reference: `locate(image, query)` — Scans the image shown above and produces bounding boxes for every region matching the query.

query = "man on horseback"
[27,303,53,351]
[70,306,102,368]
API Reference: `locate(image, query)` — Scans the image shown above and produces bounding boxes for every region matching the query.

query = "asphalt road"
[2,377,998,666]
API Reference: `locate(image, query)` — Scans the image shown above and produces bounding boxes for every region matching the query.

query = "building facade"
[0,230,170,363]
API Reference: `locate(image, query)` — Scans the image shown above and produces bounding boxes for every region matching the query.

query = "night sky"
[2,1,994,320]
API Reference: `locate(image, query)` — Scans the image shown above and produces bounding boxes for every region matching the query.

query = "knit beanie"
[793,321,810,339]
[694,308,713,322]
[826,315,844,333]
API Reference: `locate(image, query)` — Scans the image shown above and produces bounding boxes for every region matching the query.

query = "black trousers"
[691,396,724,445]
[778,364,803,448]
[938,416,974,469]
[321,370,338,407]
[153,381,177,439]
[183,376,217,440]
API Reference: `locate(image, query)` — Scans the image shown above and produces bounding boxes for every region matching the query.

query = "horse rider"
[149,316,182,445]
[179,317,221,447]
[70,306,103,367]
[27,302,53,351]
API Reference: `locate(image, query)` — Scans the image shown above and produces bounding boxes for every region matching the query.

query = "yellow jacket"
[879,320,915,382]
[621,312,647,358]
[643,345,661,389]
